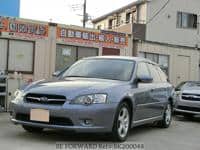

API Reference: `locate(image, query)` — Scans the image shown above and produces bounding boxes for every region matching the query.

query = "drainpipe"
[197,15,200,80]
[197,15,200,35]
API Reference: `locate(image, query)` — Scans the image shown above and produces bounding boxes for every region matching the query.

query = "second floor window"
[126,13,131,24]
[97,25,102,30]
[116,15,121,27]
[177,12,197,29]
[108,19,113,29]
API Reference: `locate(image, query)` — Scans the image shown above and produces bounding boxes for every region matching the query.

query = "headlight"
[13,89,25,102]
[71,94,107,105]
[174,91,181,97]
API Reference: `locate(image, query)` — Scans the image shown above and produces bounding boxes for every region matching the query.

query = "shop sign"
[0,16,48,38]
[57,27,128,47]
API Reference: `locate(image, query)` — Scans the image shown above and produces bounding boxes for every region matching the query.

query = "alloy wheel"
[117,107,130,138]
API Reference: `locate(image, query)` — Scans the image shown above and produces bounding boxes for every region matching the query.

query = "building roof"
[92,0,147,23]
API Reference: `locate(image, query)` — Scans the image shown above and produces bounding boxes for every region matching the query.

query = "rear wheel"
[111,102,131,141]
[157,103,172,128]
[22,125,43,133]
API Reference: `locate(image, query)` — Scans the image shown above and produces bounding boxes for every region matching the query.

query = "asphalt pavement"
[0,113,199,150]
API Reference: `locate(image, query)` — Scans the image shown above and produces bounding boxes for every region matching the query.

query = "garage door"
[78,47,98,59]
[176,55,190,85]
[0,39,8,72]
[102,47,120,55]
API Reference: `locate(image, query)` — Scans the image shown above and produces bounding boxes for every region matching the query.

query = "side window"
[137,62,150,78]
[148,64,161,83]
[157,66,167,82]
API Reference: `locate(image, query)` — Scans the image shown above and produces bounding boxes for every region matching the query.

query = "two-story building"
[92,0,200,85]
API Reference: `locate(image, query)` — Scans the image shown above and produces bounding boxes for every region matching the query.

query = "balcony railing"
[105,19,146,40]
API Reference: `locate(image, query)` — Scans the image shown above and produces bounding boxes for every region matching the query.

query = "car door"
[147,64,167,117]
[157,66,173,109]
[133,62,154,121]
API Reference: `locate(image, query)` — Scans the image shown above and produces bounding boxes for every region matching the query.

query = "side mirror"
[52,71,61,77]
[137,76,153,83]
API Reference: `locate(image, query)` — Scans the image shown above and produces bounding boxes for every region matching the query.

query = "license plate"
[30,109,50,122]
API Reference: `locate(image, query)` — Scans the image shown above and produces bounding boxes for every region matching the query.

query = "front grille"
[178,106,200,112]
[15,113,74,126]
[181,93,200,102]
[25,93,67,105]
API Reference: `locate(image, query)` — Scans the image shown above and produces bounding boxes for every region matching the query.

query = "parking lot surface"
[0,113,200,150]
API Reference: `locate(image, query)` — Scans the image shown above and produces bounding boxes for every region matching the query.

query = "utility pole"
[83,0,87,28]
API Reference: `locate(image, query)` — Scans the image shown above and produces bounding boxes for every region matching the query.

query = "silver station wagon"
[10,56,173,141]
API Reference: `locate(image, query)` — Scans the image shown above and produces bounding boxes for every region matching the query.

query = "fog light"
[81,119,93,126]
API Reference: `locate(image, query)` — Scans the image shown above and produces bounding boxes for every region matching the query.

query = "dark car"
[10,56,173,141]
[174,81,200,118]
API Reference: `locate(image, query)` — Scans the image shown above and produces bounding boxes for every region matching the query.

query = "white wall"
[146,0,200,48]
[137,41,200,86]
[137,3,147,23]
[94,20,108,30]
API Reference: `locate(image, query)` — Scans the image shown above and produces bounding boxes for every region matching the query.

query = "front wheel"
[111,102,131,141]
[157,103,172,128]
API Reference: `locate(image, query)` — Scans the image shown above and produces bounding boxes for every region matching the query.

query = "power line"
[132,0,170,35]
[98,0,170,32]
[146,0,170,24]
[68,0,88,28]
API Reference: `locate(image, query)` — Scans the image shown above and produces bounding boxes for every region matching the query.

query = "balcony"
[112,23,132,34]
[109,20,146,40]
[132,22,146,40]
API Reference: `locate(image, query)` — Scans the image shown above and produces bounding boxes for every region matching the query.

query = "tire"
[111,102,131,142]
[22,125,43,133]
[157,103,172,128]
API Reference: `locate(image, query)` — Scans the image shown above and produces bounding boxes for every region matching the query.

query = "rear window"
[157,66,167,82]
[136,62,150,78]
[147,64,161,83]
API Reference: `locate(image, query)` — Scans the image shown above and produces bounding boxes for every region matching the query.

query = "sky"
[20,0,136,27]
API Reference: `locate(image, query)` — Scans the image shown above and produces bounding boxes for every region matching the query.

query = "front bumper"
[10,101,118,133]
[174,99,200,115]
[174,108,200,115]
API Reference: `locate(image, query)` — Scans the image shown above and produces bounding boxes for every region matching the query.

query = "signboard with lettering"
[57,27,128,48]
[0,17,48,38]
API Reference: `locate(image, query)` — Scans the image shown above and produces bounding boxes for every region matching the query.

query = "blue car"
[10,56,173,141]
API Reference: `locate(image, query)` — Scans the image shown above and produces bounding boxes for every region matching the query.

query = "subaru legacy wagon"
[10,56,173,141]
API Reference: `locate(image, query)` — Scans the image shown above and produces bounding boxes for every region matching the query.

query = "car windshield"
[61,59,135,81]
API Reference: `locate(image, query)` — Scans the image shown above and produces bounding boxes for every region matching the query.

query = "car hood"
[24,78,127,99]
[182,88,200,95]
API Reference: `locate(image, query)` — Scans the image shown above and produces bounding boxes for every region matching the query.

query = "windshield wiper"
[63,76,123,81]
[64,75,91,78]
